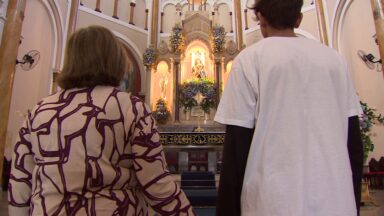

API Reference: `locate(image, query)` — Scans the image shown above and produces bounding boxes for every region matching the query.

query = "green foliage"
[153,98,171,124]
[179,78,217,113]
[210,25,226,54]
[359,101,384,163]
[143,47,156,68]
[169,24,185,53]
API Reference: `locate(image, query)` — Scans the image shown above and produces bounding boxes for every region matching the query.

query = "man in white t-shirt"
[214,0,363,215]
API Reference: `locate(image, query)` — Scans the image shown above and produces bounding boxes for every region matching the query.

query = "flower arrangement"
[143,47,156,68]
[179,78,217,114]
[153,98,171,124]
[359,101,384,163]
[169,24,185,53]
[211,25,226,54]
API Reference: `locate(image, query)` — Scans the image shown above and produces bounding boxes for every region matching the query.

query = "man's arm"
[216,125,254,216]
[347,115,364,214]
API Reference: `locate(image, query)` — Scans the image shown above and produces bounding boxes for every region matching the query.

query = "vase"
[204,112,209,121]
[185,109,191,121]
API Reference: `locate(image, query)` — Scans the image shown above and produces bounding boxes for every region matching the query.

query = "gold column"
[174,57,181,122]
[67,0,80,42]
[234,0,244,50]
[371,0,384,77]
[95,0,101,12]
[112,0,119,19]
[214,55,222,106]
[0,0,27,185]
[129,2,136,25]
[315,0,329,45]
[150,0,159,47]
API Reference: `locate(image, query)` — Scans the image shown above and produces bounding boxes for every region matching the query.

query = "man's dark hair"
[250,0,303,29]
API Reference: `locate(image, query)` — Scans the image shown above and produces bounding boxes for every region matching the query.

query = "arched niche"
[163,4,177,33]
[151,61,173,111]
[117,39,142,96]
[182,40,214,81]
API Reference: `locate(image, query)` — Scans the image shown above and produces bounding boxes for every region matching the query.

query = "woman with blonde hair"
[8,25,195,216]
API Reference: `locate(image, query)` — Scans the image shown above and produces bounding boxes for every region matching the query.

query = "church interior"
[0,0,384,215]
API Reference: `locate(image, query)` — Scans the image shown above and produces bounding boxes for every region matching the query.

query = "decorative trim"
[160,132,224,146]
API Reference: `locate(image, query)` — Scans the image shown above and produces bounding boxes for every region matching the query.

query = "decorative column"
[150,0,159,47]
[0,0,27,185]
[229,12,233,33]
[129,1,136,25]
[244,9,249,30]
[95,0,101,12]
[145,67,152,105]
[173,57,181,122]
[160,12,164,33]
[370,0,384,77]
[234,0,244,50]
[214,55,222,104]
[315,0,329,45]
[112,0,119,19]
[144,9,149,30]
[67,0,80,41]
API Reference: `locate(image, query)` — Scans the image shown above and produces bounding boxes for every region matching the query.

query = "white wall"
[338,0,384,162]
[5,0,55,159]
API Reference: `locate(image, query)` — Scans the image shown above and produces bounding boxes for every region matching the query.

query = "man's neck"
[265,28,296,38]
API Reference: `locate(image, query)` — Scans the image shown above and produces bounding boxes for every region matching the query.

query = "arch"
[156,58,172,71]
[113,31,145,94]
[331,0,352,50]
[40,0,65,93]
[182,39,214,81]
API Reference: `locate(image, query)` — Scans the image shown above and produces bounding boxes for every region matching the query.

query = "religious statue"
[192,57,206,79]
[159,76,168,100]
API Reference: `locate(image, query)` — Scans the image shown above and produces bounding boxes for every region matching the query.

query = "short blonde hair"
[57,25,128,89]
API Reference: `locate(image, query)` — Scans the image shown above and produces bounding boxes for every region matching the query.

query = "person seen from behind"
[8,25,195,216]
[214,0,363,215]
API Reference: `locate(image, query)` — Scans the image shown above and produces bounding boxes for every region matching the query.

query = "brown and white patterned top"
[8,86,194,216]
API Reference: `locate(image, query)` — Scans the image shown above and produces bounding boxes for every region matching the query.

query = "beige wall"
[163,4,177,34]
[6,0,55,159]
[338,0,384,162]
[299,8,320,40]
[216,3,231,32]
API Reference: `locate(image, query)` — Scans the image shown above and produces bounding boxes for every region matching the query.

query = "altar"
[148,8,239,125]
[158,123,225,174]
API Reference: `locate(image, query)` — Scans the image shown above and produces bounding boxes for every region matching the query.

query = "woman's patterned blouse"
[8,86,194,216]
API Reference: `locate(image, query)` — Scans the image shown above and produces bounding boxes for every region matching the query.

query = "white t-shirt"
[215,37,362,216]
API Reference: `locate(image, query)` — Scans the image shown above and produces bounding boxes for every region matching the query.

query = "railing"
[80,0,148,30]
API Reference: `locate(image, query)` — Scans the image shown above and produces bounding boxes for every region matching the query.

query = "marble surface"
[158,121,225,133]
